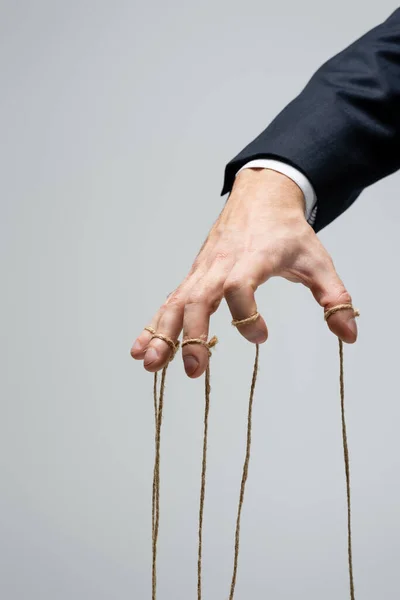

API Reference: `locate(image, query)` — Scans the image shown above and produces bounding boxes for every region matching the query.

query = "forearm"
[222,8,400,232]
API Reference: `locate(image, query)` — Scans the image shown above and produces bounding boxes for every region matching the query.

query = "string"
[325,304,359,600]
[152,370,158,537]
[145,303,359,600]
[231,312,260,327]
[181,335,218,600]
[151,365,167,600]
[144,327,180,600]
[339,338,355,600]
[145,327,159,542]
[229,306,359,599]
[324,304,360,322]
[228,342,259,600]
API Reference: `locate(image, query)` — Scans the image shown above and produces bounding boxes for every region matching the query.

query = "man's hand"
[131,168,357,377]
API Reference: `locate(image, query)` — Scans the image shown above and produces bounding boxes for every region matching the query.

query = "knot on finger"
[182,336,218,357]
[144,326,180,361]
[324,304,360,322]
[231,312,260,327]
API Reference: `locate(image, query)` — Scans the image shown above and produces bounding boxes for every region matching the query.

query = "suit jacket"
[222,9,400,232]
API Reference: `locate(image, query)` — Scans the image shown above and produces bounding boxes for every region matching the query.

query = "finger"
[223,265,268,344]
[310,258,357,344]
[142,298,184,372]
[131,230,222,366]
[131,268,202,362]
[182,269,225,378]
[130,311,162,360]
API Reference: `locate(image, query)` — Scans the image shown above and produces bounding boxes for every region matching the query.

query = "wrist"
[233,167,307,219]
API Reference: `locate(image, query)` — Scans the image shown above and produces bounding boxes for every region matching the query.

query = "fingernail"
[183,355,199,376]
[131,340,142,352]
[249,330,268,344]
[144,347,159,365]
[347,317,358,336]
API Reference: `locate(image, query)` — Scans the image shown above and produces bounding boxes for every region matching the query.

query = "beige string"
[324,303,360,322]
[144,326,156,335]
[146,324,159,541]
[229,343,259,600]
[145,327,180,600]
[151,365,167,600]
[181,335,218,600]
[151,371,158,535]
[181,335,218,355]
[146,303,359,600]
[145,326,180,360]
[231,312,260,327]
[228,313,260,599]
[325,303,359,600]
[229,306,359,599]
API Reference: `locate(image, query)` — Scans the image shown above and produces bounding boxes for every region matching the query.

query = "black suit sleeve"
[221,9,400,232]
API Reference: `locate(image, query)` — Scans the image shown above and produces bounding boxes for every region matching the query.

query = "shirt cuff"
[236,159,317,225]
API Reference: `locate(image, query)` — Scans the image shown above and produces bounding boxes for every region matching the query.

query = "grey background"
[1,1,399,598]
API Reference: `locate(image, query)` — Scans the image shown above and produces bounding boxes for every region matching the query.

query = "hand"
[131,168,357,378]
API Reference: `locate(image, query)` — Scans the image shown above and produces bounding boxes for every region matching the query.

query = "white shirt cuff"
[236,159,317,225]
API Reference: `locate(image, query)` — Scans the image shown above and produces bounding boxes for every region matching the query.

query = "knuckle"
[223,277,245,297]
[209,297,222,314]
[165,291,185,308]
[332,288,352,306]
[165,288,177,301]
[186,289,211,308]
[318,251,335,272]
[190,257,201,272]
[310,256,332,277]
[321,288,352,310]
[163,286,189,311]
[213,249,229,263]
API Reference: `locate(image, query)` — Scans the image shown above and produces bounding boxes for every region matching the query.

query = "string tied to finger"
[180,335,218,600]
[181,335,218,357]
[144,326,181,361]
[324,302,360,600]
[144,326,156,334]
[228,313,260,599]
[145,301,359,600]
[324,303,360,321]
[231,312,260,327]
[145,326,180,600]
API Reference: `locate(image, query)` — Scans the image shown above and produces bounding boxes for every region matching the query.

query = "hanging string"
[152,365,167,600]
[152,370,158,536]
[145,327,159,543]
[325,304,360,600]
[229,343,259,599]
[228,313,260,599]
[145,326,180,600]
[181,335,218,600]
[144,303,359,600]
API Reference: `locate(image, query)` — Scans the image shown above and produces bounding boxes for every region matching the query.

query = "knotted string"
[144,326,180,600]
[229,306,359,600]
[325,303,359,600]
[151,366,167,600]
[228,313,260,600]
[145,303,359,600]
[181,335,218,600]
[231,312,260,327]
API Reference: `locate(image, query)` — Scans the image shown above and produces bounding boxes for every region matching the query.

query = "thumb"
[310,256,358,344]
